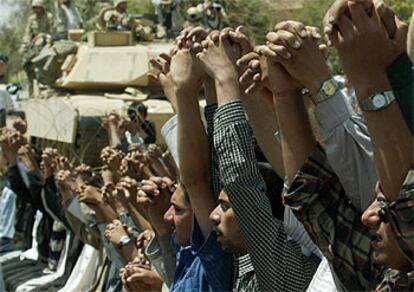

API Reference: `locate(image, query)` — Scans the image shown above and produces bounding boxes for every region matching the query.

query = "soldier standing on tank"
[20,0,55,95]
[152,0,182,38]
[55,0,83,39]
[103,0,133,31]
[186,0,227,31]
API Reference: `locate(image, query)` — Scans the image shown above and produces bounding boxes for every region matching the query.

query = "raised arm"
[171,33,216,239]
[198,28,317,291]
[331,2,412,200]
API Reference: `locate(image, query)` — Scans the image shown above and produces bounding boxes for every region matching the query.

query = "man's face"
[33,7,44,16]
[163,185,193,246]
[117,2,127,13]
[209,190,247,254]
[408,11,414,62]
[361,198,411,271]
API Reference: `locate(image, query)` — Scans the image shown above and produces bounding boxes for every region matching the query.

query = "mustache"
[212,225,222,236]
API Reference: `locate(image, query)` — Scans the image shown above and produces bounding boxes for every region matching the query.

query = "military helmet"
[114,0,127,7]
[31,0,45,9]
[187,6,202,22]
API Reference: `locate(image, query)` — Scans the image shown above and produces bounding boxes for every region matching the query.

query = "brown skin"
[116,2,127,14]
[33,6,45,17]
[163,185,193,246]
[361,198,412,271]
[209,190,247,254]
[408,11,414,62]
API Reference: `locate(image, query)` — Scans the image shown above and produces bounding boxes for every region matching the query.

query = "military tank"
[22,30,175,167]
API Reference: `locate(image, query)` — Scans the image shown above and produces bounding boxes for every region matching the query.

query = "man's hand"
[17,144,38,173]
[104,219,130,247]
[169,30,206,92]
[331,2,408,98]
[323,0,398,44]
[134,177,173,235]
[77,185,104,206]
[121,265,163,292]
[196,29,240,81]
[75,164,96,186]
[102,183,127,213]
[265,22,331,95]
[13,118,27,135]
[149,53,178,113]
[55,169,77,200]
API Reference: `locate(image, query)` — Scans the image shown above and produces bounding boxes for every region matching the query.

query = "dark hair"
[0,54,8,64]
[128,102,147,121]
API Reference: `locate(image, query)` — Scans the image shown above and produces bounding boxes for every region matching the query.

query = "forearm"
[120,242,138,264]
[313,90,377,211]
[274,93,316,183]
[354,73,412,200]
[242,88,284,177]
[176,84,215,237]
[214,101,315,291]
[148,158,169,177]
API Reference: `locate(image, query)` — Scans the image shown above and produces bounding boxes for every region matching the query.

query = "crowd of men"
[0,0,413,291]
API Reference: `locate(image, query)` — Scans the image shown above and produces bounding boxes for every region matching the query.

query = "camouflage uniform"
[103,0,153,41]
[103,0,132,31]
[21,0,55,95]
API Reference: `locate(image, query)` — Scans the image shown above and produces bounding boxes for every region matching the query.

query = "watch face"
[372,94,386,108]
[322,81,337,96]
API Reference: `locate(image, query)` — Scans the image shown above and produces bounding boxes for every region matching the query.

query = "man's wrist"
[215,74,241,106]
[306,72,332,95]
[352,72,391,100]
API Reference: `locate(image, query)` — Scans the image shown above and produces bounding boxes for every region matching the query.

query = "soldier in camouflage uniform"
[20,0,55,95]
[103,0,154,41]
[103,0,132,31]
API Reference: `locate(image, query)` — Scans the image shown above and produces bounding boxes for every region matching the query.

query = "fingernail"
[314,32,321,38]
[293,41,301,49]
[285,52,292,59]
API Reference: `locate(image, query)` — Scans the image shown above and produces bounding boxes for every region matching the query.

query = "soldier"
[102,0,154,41]
[185,6,203,28]
[22,0,55,45]
[152,0,182,38]
[21,0,55,95]
[196,0,227,31]
[103,0,133,31]
[55,0,83,39]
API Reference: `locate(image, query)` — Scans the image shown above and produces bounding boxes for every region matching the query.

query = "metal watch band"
[309,78,339,104]
[117,235,132,248]
[359,91,395,111]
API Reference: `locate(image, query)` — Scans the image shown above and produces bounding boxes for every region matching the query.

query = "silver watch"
[359,91,395,111]
[309,78,339,104]
[117,235,132,248]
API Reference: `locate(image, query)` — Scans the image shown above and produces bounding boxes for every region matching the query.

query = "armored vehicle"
[22,30,175,167]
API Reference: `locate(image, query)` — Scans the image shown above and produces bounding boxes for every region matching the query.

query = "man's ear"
[407,12,414,62]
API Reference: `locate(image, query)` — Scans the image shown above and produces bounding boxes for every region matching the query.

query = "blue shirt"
[170,218,233,291]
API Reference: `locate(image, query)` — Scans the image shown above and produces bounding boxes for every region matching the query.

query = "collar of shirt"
[234,253,254,278]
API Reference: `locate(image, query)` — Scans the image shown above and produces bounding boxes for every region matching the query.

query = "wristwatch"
[117,235,132,248]
[359,91,395,111]
[309,78,339,104]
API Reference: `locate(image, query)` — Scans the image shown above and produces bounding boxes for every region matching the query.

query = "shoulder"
[47,12,54,20]
[28,14,37,21]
